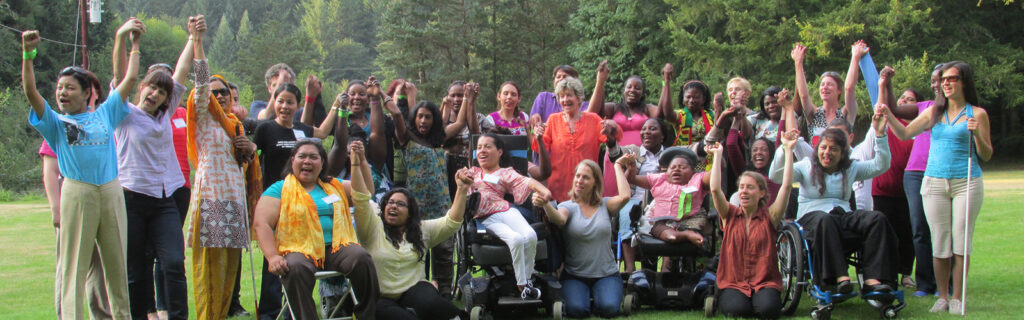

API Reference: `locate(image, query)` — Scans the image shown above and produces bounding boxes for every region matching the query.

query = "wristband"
[130,50,141,55]
[396,94,407,100]
[23,49,37,60]
[369,100,380,105]
[305,95,315,104]
[337,109,353,127]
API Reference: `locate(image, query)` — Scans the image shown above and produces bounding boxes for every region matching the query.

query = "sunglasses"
[211,88,231,97]
[941,75,961,84]
[60,66,88,76]
[147,63,173,72]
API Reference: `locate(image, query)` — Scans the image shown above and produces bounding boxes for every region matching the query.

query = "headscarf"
[275,174,358,266]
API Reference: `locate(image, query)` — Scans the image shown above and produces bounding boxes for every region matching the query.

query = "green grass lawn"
[2,168,1022,319]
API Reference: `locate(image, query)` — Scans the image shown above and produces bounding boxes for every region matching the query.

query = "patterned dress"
[399,141,451,219]
[188,60,249,249]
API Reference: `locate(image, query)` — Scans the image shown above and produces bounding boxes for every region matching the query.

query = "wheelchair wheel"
[777,223,806,316]
[704,295,716,317]
[551,300,564,320]
[810,305,831,320]
[621,292,637,316]
[881,305,899,319]
[470,305,485,320]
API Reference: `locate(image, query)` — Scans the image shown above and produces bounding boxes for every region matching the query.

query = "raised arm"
[114,24,144,102]
[528,123,552,181]
[326,95,350,177]
[447,169,473,223]
[310,80,338,139]
[300,75,321,126]
[588,60,611,118]
[172,16,202,84]
[768,130,798,224]
[112,18,142,85]
[443,83,474,140]
[466,82,481,135]
[707,143,731,224]
[792,43,816,120]
[21,31,45,116]
[844,40,869,124]
[607,154,635,214]
[659,63,679,124]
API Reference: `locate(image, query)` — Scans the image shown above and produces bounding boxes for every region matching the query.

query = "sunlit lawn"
[2,167,1021,319]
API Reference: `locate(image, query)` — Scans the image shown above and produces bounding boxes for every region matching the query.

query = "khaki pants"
[922,176,984,258]
[55,234,111,320]
[58,179,129,319]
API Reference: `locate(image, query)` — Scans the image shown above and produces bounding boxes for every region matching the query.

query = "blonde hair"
[727,76,752,94]
[570,159,603,206]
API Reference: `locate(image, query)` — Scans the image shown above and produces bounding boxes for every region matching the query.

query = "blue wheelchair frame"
[784,221,906,319]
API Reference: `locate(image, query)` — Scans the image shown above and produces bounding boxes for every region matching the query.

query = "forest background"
[1,0,1022,197]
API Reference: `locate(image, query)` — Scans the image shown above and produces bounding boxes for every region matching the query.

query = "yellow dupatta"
[276,174,359,267]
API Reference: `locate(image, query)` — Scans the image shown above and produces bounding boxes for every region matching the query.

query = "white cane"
[961,129,974,317]
[237,126,261,318]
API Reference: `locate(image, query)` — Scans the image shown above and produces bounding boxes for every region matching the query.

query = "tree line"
[1,0,1021,192]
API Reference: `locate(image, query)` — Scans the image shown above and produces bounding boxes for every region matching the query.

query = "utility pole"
[79,0,90,69]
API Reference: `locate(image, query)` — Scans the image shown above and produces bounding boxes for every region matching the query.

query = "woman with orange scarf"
[253,140,379,319]
[183,17,262,319]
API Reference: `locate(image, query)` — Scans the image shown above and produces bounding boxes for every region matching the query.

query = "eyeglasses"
[941,75,961,84]
[386,200,408,208]
[211,88,231,97]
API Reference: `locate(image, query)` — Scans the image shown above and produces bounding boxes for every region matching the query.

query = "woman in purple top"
[529,65,590,126]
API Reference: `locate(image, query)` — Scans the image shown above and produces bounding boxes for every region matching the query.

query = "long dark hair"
[678,80,711,113]
[931,61,980,125]
[282,139,332,183]
[407,100,446,147]
[810,128,852,196]
[378,188,427,260]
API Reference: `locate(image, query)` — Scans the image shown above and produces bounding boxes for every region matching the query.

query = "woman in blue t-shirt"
[879,61,993,315]
[21,20,144,319]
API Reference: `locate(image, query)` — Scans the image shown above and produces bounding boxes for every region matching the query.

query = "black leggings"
[719,288,781,319]
[377,281,467,320]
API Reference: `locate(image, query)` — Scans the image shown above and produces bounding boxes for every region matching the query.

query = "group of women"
[22,14,992,320]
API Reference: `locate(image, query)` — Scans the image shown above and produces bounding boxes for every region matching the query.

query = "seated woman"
[709,130,797,319]
[252,140,379,320]
[535,158,630,318]
[625,147,713,248]
[349,140,472,320]
[768,112,899,295]
[467,133,553,299]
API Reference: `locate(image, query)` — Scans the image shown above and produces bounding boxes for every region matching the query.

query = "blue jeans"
[560,272,622,318]
[904,171,937,293]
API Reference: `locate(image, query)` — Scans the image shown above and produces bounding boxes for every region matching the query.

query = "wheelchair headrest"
[659,146,698,168]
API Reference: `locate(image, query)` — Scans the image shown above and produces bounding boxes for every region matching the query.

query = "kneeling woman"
[349,140,471,320]
[535,159,631,318]
[253,140,379,319]
[768,112,898,294]
[709,130,797,319]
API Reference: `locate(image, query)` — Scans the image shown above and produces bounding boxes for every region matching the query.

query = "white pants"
[922,176,984,258]
[481,208,537,285]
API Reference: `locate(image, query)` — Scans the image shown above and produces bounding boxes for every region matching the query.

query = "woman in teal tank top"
[878,61,993,315]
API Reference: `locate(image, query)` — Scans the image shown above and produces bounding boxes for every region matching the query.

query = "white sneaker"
[520,284,542,300]
[949,299,963,315]
[930,298,948,313]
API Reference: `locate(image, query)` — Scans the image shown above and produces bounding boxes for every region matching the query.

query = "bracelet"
[130,50,141,55]
[369,100,380,105]
[23,49,37,60]
[305,95,315,104]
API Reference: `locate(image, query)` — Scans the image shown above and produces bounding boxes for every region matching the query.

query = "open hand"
[22,30,40,53]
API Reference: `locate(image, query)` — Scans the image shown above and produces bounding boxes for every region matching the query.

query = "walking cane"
[238,125,261,318]
[960,127,975,317]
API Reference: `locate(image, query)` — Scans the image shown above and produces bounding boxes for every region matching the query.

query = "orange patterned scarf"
[275,174,358,266]
[185,75,263,219]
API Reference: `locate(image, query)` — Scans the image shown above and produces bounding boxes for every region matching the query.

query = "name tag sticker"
[172,118,187,128]
[483,174,501,185]
[322,194,341,204]
[293,129,306,140]
[681,186,698,194]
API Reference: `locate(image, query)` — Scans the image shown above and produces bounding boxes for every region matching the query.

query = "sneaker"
[521,284,542,300]
[913,290,930,297]
[836,279,854,294]
[949,299,963,315]
[930,298,949,313]
[630,271,651,289]
[901,276,916,289]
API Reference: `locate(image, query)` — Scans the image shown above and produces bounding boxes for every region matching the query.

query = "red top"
[171,107,191,188]
[872,121,913,197]
[534,112,620,202]
[716,204,782,296]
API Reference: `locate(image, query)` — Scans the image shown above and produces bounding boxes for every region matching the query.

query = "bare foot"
[679,230,705,247]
